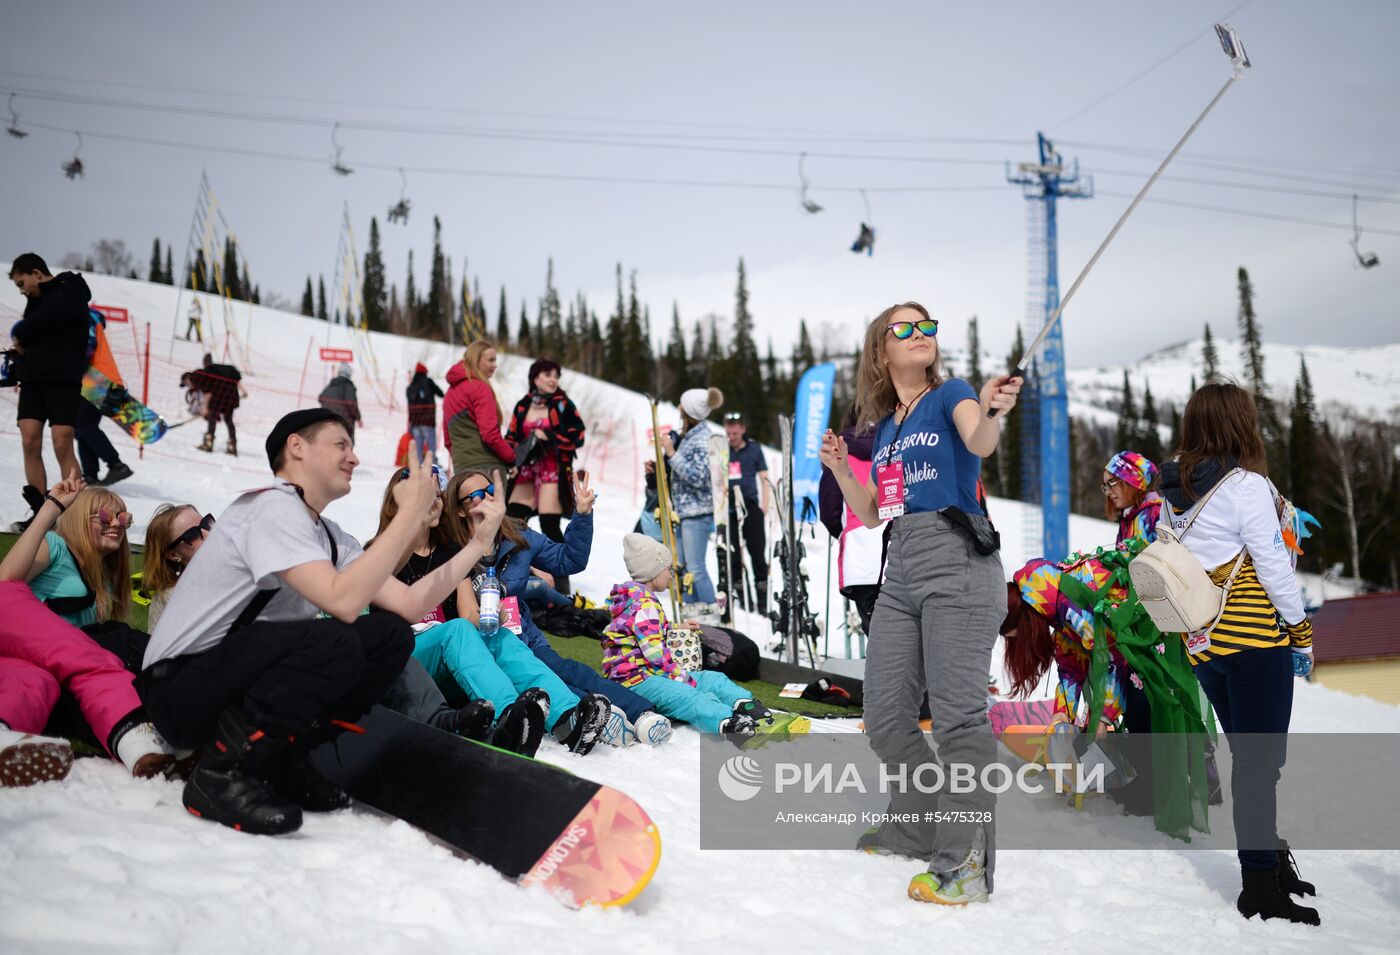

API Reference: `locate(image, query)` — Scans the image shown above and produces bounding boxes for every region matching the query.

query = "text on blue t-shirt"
[871,379,982,515]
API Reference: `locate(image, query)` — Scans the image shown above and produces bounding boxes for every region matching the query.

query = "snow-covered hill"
[3,275,1396,954]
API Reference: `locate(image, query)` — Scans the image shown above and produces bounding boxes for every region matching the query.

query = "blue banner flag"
[792,362,837,524]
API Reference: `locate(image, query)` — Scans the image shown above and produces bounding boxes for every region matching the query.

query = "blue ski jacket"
[482,512,593,651]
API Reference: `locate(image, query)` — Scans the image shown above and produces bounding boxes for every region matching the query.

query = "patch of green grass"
[544,631,859,719]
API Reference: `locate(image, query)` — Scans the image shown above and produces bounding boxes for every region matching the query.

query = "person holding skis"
[0,476,177,782]
[405,362,444,461]
[8,254,87,530]
[505,358,587,592]
[193,353,247,455]
[601,533,771,744]
[661,387,724,617]
[1157,381,1319,926]
[444,340,515,478]
[137,409,506,837]
[318,363,362,440]
[820,302,1020,906]
[721,412,769,613]
[440,471,673,748]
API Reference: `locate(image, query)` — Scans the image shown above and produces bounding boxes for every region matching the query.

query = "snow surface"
[3,275,1397,952]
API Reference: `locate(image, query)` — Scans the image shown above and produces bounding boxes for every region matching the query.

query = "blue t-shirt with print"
[871,379,982,516]
[28,531,98,627]
[727,438,767,504]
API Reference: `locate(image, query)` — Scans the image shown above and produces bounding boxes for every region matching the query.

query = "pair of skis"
[769,415,822,667]
[648,399,684,620]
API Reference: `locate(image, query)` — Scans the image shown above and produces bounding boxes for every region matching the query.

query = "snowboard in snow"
[312,706,661,909]
[82,367,167,445]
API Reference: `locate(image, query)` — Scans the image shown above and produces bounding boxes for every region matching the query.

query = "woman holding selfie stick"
[820,302,1020,906]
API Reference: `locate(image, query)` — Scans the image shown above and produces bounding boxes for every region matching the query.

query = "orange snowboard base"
[519,787,662,908]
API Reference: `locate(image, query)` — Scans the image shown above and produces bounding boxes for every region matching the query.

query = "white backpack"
[1129,469,1246,635]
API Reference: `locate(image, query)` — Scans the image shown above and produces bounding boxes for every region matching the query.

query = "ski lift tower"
[1008,134,1092,560]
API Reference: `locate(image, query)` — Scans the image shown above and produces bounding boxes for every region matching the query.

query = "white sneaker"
[634,711,673,746]
[600,705,633,747]
[113,722,178,779]
[0,727,74,787]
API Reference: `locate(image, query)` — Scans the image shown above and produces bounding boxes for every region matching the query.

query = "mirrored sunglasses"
[91,508,133,529]
[173,512,216,547]
[460,483,496,504]
[886,318,939,340]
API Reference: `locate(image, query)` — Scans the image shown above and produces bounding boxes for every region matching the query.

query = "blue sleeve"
[943,379,978,413]
[525,512,593,576]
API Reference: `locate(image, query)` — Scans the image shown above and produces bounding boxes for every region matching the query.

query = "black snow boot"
[432,699,495,742]
[719,714,758,749]
[490,688,550,757]
[1277,841,1317,898]
[556,693,610,755]
[1237,866,1320,925]
[732,697,774,725]
[262,733,351,814]
[182,706,302,835]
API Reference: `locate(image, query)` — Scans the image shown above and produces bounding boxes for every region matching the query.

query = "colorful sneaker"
[0,728,74,787]
[907,834,989,906]
[732,698,774,725]
[635,711,673,746]
[856,826,923,860]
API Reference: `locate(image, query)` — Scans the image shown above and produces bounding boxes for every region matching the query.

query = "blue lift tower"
[1008,134,1092,560]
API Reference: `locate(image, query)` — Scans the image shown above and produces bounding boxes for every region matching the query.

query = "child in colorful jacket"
[602,534,768,738]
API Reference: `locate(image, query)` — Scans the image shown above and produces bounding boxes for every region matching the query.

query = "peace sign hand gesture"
[573,470,597,514]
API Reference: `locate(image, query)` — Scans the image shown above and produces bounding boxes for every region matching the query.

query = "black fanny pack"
[938,506,1001,556]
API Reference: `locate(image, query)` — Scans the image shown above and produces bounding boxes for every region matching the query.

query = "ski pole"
[989,23,1252,418]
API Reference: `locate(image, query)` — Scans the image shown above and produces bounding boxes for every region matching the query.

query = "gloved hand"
[1292,649,1313,679]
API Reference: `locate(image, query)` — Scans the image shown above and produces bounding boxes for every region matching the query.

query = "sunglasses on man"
[397,463,449,492]
[173,512,216,547]
[886,318,939,340]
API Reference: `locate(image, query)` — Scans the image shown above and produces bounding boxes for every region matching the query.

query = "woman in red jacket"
[444,340,515,477]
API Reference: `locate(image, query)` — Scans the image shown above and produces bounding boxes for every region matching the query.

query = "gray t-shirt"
[143,483,363,668]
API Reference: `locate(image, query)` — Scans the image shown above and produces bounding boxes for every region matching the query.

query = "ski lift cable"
[1094,189,1400,237]
[1050,0,1257,131]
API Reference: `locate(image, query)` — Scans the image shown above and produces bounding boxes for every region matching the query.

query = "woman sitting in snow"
[600,533,770,744]
[0,475,176,783]
[141,504,215,632]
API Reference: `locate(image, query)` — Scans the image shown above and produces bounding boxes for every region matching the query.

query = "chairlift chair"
[849,189,875,255]
[1350,194,1380,269]
[62,132,84,179]
[387,167,411,223]
[6,93,28,139]
[797,153,823,214]
[330,122,354,176]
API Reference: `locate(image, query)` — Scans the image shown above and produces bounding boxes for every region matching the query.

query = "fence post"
[297,336,313,406]
[140,322,151,460]
[129,321,144,382]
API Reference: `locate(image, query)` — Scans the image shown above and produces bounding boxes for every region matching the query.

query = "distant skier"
[721,411,769,613]
[183,298,204,343]
[318,363,362,440]
[193,353,246,455]
[404,362,444,461]
[7,253,87,531]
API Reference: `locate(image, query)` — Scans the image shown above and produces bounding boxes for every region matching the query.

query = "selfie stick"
[989,24,1251,418]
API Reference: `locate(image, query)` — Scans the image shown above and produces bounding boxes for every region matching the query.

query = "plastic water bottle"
[479,566,501,636]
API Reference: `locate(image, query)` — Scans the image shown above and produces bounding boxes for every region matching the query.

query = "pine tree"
[222,237,241,300]
[1202,322,1219,381]
[967,315,985,392]
[540,258,563,359]
[316,276,329,322]
[987,325,1025,500]
[404,250,418,334]
[1189,374,1198,395]
[586,311,604,379]
[689,319,706,383]
[728,258,769,439]
[424,217,450,341]
[187,250,207,292]
[1289,356,1319,511]
[362,217,388,333]
[517,299,534,354]
[1169,404,1183,454]
[387,284,402,334]
[241,264,253,306]
[603,264,627,386]
[662,302,689,398]
[623,270,650,391]
[496,286,511,347]
[1115,371,1138,451]
[163,247,173,285]
[1236,268,1266,394]
[1139,379,1164,463]
[301,277,315,317]
[148,238,163,283]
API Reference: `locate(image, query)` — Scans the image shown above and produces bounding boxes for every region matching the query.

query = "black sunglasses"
[173,512,215,547]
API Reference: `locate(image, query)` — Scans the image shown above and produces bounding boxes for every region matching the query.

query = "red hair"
[1000,581,1056,698]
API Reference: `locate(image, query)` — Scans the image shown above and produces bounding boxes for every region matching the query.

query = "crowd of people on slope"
[1,266,1324,927]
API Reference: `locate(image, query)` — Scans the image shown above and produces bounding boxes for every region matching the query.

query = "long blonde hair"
[853,302,944,427]
[54,487,131,622]
[460,339,503,423]
[143,503,198,595]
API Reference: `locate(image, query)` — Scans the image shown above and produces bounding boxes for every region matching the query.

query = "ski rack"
[769,415,823,667]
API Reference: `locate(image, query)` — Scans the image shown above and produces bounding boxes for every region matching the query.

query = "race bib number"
[1185,630,1211,655]
[876,457,906,520]
[500,596,523,635]
[420,604,447,626]
[729,461,742,481]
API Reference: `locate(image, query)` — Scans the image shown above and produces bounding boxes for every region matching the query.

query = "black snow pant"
[137,612,413,749]
[75,398,122,477]
[727,497,769,612]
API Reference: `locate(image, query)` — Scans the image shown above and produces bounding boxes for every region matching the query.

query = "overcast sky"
[2,0,1396,370]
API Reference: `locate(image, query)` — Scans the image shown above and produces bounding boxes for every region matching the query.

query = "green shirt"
[28,531,97,627]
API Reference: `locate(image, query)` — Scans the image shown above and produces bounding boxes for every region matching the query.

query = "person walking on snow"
[821,302,1021,906]
[318,363,363,440]
[405,362,444,461]
[138,409,506,836]
[193,353,247,456]
[184,298,203,343]
[661,386,724,616]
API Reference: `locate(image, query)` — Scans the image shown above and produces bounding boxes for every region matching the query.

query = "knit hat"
[265,408,350,468]
[623,533,672,583]
[414,362,427,374]
[1105,451,1158,492]
[679,386,724,422]
[337,363,353,379]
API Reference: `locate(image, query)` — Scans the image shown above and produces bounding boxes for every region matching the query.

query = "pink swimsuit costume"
[517,417,559,484]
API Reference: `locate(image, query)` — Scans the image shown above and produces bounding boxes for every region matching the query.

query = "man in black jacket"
[8,253,86,515]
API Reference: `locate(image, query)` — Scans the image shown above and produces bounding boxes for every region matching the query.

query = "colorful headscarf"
[1106,450,1158,492]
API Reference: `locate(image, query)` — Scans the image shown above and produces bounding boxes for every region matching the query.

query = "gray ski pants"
[863,509,1004,885]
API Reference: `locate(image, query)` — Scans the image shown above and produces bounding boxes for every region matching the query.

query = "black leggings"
[205,409,236,441]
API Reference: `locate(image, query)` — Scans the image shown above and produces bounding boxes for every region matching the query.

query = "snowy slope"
[4,275,1397,953]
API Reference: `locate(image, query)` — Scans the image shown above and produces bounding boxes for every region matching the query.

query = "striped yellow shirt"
[1186,554,1314,665]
